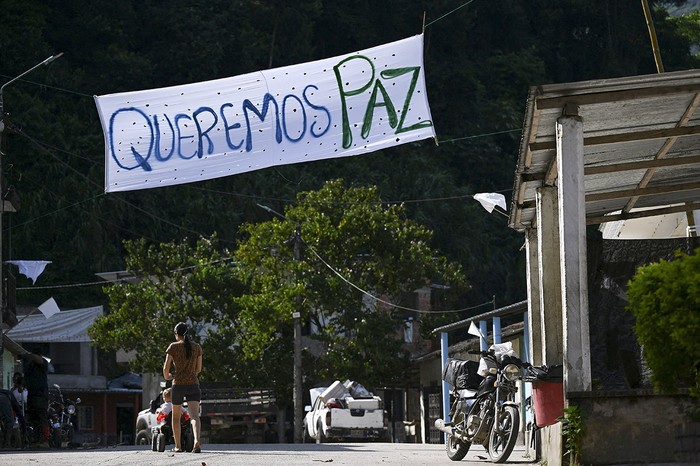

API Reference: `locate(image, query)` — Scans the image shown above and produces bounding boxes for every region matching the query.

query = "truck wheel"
[316,421,325,444]
[135,429,150,446]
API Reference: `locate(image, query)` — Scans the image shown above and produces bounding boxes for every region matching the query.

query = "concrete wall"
[539,423,563,466]
[569,390,700,465]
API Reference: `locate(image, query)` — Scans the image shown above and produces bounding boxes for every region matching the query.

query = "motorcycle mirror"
[53,383,60,389]
[76,397,81,404]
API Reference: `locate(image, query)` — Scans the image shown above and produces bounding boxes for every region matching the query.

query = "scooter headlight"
[503,364,521,381]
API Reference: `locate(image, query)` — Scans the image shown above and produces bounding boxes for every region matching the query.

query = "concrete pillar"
[525,228,543,365]
[556,113,592,393]
[537,186,564,365]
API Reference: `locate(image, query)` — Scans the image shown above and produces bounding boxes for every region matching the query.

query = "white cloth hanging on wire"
[6,260,52,284]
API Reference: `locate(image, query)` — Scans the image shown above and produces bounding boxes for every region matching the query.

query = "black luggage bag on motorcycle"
[442,358,484,390]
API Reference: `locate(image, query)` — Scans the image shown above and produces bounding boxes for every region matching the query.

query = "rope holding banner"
[424,0,477,29]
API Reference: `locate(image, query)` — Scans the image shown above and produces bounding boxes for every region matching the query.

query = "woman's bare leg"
[171,404,182,450]
[187,400,201,449]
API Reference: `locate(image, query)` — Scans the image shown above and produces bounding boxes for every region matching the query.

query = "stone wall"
[569,236,700,464]
[586,235,699,391]
[569,390,700,465]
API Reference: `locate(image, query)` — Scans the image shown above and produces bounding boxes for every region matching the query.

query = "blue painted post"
[493,316,502,344]
[441,331,450,442]
[479,321,488,350]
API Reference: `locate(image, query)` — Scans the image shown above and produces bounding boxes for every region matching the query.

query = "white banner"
[96,34,435,192]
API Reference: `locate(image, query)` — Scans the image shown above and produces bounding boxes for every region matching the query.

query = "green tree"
[232,179,467,388]
[88,235,286,387]
[627,247,700,397]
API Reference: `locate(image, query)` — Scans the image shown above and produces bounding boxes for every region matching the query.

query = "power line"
[305,240,493,315]
[16,257,233,291]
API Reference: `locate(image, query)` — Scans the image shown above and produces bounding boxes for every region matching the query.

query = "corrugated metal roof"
[509,69,700,232]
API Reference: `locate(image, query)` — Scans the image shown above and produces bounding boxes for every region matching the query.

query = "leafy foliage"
[232,179,467,387]
[560,405,586,466]
[88,235,279,387]
[626,248,700,397]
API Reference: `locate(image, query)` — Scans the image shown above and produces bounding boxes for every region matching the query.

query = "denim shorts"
[171,384,201,404]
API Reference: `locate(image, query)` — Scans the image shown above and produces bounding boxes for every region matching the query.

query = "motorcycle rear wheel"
[488,405,520,463]
[445,433,471,461]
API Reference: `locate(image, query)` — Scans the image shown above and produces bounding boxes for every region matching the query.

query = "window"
[78,405,94,431]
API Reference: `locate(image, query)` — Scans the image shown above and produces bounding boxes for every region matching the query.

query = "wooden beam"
[585,154,700,175]
[517,154,700,181]
[529,124,700,152]
[621,92,700,214]
[586,181,700,202]
[587,202,700,224]
[535,83,700,110]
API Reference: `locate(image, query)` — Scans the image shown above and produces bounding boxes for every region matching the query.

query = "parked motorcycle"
[48,384,80,448]
[435,343,528,463]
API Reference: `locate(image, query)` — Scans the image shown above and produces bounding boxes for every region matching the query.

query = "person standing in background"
[163,322,203,453]
[10,373,28,447]
[21,351,49,447]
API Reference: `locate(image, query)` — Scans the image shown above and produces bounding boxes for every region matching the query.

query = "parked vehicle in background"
[303,380,388,443]
[434,342,528,463]
[136,385,276,446]
[198,386,277,444]
[48,384,80,449]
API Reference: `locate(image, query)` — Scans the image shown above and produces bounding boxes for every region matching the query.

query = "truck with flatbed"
[303,380,388,443]
[135,384,277,445]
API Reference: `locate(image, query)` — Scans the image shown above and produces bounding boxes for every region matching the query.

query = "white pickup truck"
[303,380,388,443]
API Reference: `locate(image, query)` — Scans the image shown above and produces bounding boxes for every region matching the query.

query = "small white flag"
[473,193,506,213]
[468,321,486,340]
[38,297,60,319]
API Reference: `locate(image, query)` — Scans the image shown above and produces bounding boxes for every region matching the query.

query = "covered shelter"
[509,69,700,464]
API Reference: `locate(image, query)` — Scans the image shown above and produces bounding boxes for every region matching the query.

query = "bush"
[626,247,700,396]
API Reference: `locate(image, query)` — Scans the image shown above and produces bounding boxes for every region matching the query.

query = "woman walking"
[163,322,203,453]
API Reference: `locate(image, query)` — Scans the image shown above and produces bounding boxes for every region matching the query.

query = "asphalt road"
[0,442,536,465]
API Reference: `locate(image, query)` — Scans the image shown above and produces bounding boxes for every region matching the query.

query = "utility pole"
[291,226,303,444]
[258,204,304,443]
[0,54,62,355]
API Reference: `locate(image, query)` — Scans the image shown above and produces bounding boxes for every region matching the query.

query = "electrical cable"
[305,239,493,315]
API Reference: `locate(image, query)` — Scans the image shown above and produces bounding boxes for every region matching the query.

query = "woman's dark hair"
[174,322,193,358]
